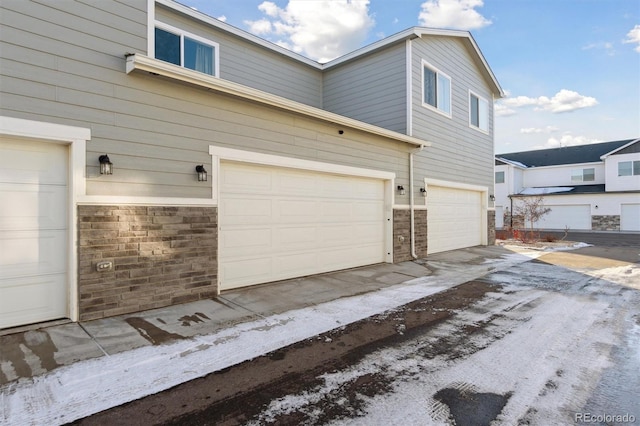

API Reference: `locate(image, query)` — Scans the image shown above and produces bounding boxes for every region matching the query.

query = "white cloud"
[494,103,516,117]
[582,41,615,56]
[217,15,227,23]
[244,0,375,63]
[537,134,602,149]
[520,126,559,134]
[245,18,272,34]
[499,89,598,114]
[418,0,492,30]
[623,24,640,52]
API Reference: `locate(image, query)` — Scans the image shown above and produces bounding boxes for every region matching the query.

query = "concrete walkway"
[0,245,548,425]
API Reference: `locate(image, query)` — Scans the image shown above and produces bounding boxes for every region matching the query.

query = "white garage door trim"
[210,146,396,292]
[1,116,90,325]
[424,178,488,255]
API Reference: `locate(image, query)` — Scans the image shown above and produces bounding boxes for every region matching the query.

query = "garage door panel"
[0,140,67,185]
[534,205,590,230]
[220,227,272,251]
[278,172,319,195]
[0,274,67,326]
[221,257,273,288]
[353,201,385,219]
[0,230,66,278]
[0,183,67,230]
[278,199,318,219]
[320,201,352,218]
[620,204,640,231]
[222,165,273,193]
[279,226,318,245]
[221,198,273,225]
[428,185,482,254]
[219,162,386,290]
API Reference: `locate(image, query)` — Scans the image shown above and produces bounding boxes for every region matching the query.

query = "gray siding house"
[0,0,503,329]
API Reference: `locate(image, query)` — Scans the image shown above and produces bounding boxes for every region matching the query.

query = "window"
[422,61,451,116]
[618,160,640,176]
[571,168,595,182]
[154,24,218,76]
[470,92,489,132]
[495,171,505,184]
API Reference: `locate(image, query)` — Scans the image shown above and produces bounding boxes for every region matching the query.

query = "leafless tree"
[513,196,551,241]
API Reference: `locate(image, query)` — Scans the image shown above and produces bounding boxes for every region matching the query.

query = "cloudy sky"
[178,0,639,153]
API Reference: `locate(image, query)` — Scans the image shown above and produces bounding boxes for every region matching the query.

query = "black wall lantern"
[196,165,208,182]
[397,185,406,195]
[420,187,427,197]
[99,154,113,175]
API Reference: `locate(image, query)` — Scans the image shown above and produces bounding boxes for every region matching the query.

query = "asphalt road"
[72,241,640,425]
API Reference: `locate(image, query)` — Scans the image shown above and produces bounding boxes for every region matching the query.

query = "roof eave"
[126,54,429,148]
[600,138,640,159]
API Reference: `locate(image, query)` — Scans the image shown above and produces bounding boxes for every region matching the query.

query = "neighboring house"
[495,139,640,232]
[0,0,503,329]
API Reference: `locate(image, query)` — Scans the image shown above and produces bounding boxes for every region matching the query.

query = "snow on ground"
[0,248,536,425]
[245,257,640,425]
[1,244,636,425]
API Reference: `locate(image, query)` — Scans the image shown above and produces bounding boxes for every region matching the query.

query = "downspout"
[410,144,425,259]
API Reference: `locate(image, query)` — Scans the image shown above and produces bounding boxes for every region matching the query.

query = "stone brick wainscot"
[78,205,217,321]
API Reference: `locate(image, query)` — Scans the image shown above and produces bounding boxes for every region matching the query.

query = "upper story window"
[495,171,505,184]
[571,168,595,182]
[618,160,640,176]
[469,91,489,132]
[422,61,451,117]
[154,23,219,77]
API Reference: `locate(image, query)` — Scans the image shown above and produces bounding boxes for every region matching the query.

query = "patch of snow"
[0,249,540,425]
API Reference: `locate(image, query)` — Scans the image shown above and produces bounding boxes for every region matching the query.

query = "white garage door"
[427,185,482,254]
[621,204,640,231]
[0,138,68,329]
[534,205,591,230]
[219,161,386,290]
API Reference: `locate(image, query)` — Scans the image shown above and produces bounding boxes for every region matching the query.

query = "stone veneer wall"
[393,209,428,262]
[488,209,496,245]
[591,215,620,231]
[78,206,217,321]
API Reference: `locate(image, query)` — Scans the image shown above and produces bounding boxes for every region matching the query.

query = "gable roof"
[158,0,503,97]
[497,139,637,168]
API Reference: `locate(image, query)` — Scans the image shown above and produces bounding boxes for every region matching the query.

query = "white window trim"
[154,21,220,77]
[571,167,595,182]
[469,90,489,134]
[618,160,640,177]
[0,116,90,323]
[421,60,452,118]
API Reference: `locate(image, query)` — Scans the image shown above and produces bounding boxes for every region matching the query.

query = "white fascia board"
[600,138,640,159]
[323,27,504,98]
[126,54,429,148]
[156,0,320,69]
[495,157,528,169]
[526,161,603,170]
